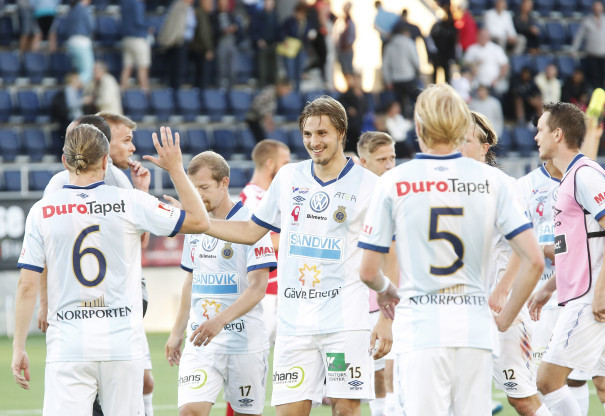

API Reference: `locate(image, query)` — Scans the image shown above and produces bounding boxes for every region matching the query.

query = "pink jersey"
[554,155,605,305]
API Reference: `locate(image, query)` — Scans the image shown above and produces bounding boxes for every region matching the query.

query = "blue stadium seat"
[0,90,12,122]
[533,54,555,74]
[288,128,307,159]
[510,54,533,75]
[568,21,580,42]
[513,125,537,157]
[202,89,228,122]
[534,0,555,15]
[278,91,303,121]
[149,88,175,121]
[22,128,48,162]
[578,0,593,13]
[176,88,202,122]
[212,128,237,159]
[0,129,20,162]
[187,129,211,153]
[42,89,59,117]
[228,89,253,121]
[468,0,488,15]
[556,55,579,79]
[545,22,567,51]
[4,170,22,192]
[0,16,16,47]
[237,128,256,155]
[96,15,121,47]
[494,127,513,157]
[132,129,156,156]
[0,51,20,83]
[229,167,249,188]
[49,52,73,80]
[17,90,40,122]
[92,0,110,11]
[266,128,288,144]
[162,171,174,189]
[29,170,54,190]
[122,89,149,122]
[97,51,122,80]
[23,52,48,84]
[557,0,577,16]
[235,52,254,85]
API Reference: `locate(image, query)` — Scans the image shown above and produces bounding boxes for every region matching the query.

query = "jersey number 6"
[73,225,107,287]
[429,207,464,276]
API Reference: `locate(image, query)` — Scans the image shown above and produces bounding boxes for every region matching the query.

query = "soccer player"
[528,102,605,416]
[164,151,277,416]
[461,111,552,416]
[357,83,544,416]
[203,95,381,416]
[40,112,158,416]
[12,125,209,414]
[356,131,398,416]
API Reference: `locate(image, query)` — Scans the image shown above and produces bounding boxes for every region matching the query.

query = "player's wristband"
[376,275,391,294]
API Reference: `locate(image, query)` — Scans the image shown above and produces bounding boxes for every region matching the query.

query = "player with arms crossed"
[12,125,209,414]
[358,83,544,416]
[203,95,383,416]
[165,151,277,416]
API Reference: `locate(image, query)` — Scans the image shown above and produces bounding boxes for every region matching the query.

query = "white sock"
[384,393,398,416]
[533,403,553,416]
[369,397,385,416]
[568,384,589,416]
[143,393,153,416]
[543,385,582,416]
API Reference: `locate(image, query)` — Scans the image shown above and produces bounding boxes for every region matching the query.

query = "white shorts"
[542,302,605,376]
[122,36,151,68]
[370,311,386,372]
[397,347,492,416]
[271,330,374,406]
[178,347,269,414]
[261,293,277,347]
[529,307,560,367]
[44,360,144,416]
[492,321,537,398]
[142,333,152,370]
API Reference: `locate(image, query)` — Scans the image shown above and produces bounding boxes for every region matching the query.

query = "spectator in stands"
[572,0,605,89]
[510,66,542,123]
[513,0,540,55]
[393,9,423,41]
[120,0,150,92]
[190,0,215,90]
[32,0,59,51]
[65,0,95,85]
[534,63,561,103]
[250,0,280,88]
[212,0,239,88]
[64,72,87,121]
[454,0,478,52]
[382,25,419,118]
[464,28,510,96]
[384,100,414,158]
[18,0,40,52]
[373,1,399,49]
[336,1,355,77]
[280,2,311,92]
[306,0,331,87]
[562,68,591,110]
[484,0,521,54]
[158,0,197,90]
[85,61,123,114]
[429,5,457,83]
[339,73,368,152]
[469,84,504,137]
[245,78,292,143]
[451,64,474,103]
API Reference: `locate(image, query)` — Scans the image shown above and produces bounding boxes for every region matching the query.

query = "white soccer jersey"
[252,158,377,335]
[358,153,531,352]
[239,182,266,211]
[180,201,276,354]
[18,181,184,362]
[517,164,560,309]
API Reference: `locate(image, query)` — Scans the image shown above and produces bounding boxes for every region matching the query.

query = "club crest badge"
[333,206,347,223]
[222,242,234,259]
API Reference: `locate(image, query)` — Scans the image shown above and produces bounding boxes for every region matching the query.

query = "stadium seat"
[23,52,48,84]
[228,89,253,121]
[468,0,488,15]
[567,21,580,42]
[510,54,533,75]
[377,89,397,111]
[229,167,249,188]
[42,89,60,117]
[0,129,20,162]
[556,55,579,79]
[212,128,237,159]
[534,0,555,15]
[122,89,149,122]
[494,127,513,157]
[98,51,122,80]
[29,170,54,191]
[22,128,48,162]
[93,0,110,11]
[17,89,40,122]
[0,89,12,122]
[4,170,22,192]
[237,128,256,155]
[162,171,174,189]
[235,52,254,85]
[132,129,156,156]
[557,0,577,16]
[49,52,73,81]
[533,54,555,74]
[96,15,121,47]
[278,91,303,121]
[545,22,567,51]
[0,51,20,84]
[202,88,228,121]
[288,128,307,159]
[0,16,16,47]
[578,0,593,13]
[266,128,288,144]
[513,125,537,157]
[176,88,202,122]
[187,129,211,153]
[149,88,175,121]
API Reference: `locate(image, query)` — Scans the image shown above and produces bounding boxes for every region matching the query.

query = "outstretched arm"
[205,218,270,246]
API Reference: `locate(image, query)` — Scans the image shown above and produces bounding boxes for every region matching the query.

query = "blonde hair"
[470,111,499,167]
[414,83,471,149]
[356,131,395,159]
[96,112,137,131]
[187,151,230,182]
[63,124,109,175]
[252,139,290,170]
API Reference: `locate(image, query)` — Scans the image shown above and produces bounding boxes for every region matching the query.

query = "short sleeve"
[575,166,605,221]
[17,203,45,272]
[245,232,278,273]
[131,191,185,237]
[251,170,282,233]
[495,173,532,240]
[180,234,194,272]
[357,174,394,253]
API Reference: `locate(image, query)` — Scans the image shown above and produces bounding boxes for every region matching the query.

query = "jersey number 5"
[429,207,464,276]
[73,225,107,287]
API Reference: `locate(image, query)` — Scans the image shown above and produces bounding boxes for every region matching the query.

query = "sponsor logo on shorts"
[179,369,208,389]
[193,272,238,295]
[554,234,567,255]
[310,191,330,213]
[348,380,363,388]
[326,353,349,372]
[408,294,486,306]
[288,232,344,262]
[239,398,254,406]
[42,200,127,219]
[396,179,490,197]
[503,381,518,389]
[273,366,305,388]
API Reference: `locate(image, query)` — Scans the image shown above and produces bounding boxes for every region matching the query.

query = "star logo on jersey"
[326,353,349,372]
[310,191,330,213]
[76,192,89,199]
[201,235,218,252]
[298,264,320,287]
[221,242,234,259]
[201,300,222,320]
[333,206,347,223]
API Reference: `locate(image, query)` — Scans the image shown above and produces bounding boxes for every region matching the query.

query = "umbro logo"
[435,166,448,171]
[239,398,254,405]
[503,382,518,389]
[293,196,305,203]
[76,193,89,199]
[348,380,363,387]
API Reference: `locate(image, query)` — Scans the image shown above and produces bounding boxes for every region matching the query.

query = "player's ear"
[61,154,68,170]
[221,176,230,188]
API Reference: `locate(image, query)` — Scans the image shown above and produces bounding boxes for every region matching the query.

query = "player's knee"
[593,376,605,394]
[331,399,360,416]
[178,404,199,416]
[143,370,154,394]
[536,374,555,395]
